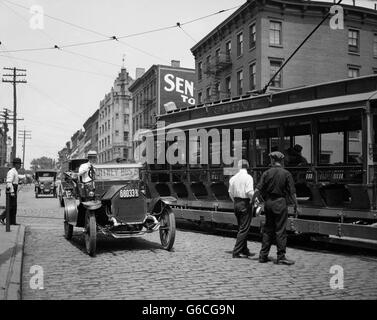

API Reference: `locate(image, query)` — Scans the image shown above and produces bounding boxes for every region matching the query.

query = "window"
[124,114,129,124]
[237,32,243,56]
[206,55,211,70]
[115,113,119,119]
[374,34,377,58]
[124,131,129,142]
[237,70,243,96]
[270,60,282,88]
[123,148,128,159]
[225,76,231,97]
[249,23,256,49]
[215,48,220,62]
[214,82,220,96]
[198,92,203,104]
[198,61,202,81]
[269,21,282,46]
[115,130,119,136]
[206,87,211,101]
[249,63,256,91]
[348,29,359,53]
[225,40,231,58]
[348,66,359,78]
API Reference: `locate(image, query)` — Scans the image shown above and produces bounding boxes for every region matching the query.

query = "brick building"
[98,68,133,163]
[129,61,196,137]
[83,109,99,156]
[191,0,377,102]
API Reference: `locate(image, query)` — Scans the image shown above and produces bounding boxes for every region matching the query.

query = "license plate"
[119,187,139,199]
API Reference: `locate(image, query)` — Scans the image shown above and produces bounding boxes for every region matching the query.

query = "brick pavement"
[16,186,377,300]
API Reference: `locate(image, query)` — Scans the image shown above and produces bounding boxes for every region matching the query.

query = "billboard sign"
[159,67,196,114]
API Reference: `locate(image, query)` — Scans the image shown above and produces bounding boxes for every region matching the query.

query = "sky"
[0,0,375,169]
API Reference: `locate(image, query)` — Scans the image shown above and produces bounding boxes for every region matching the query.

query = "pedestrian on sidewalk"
[252,151,298,265]
[228,159,255,258]
[0,158,22,226]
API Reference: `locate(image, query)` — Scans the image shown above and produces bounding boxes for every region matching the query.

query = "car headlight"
[88,191,95,197]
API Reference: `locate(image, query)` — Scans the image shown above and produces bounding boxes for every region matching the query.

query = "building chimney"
[135,68,145,79]
[171,60,180,68]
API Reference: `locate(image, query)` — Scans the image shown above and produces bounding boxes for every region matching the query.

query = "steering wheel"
[88,165,95,180]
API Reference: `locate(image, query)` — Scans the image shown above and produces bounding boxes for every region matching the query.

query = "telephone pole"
[18,129,32,169]
[2,67,27,160]
[0,108,23,164]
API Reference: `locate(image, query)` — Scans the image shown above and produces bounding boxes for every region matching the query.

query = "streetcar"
[141,74,377,244]
[63,162,176,256]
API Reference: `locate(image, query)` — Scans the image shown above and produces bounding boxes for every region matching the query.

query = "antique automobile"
[34,169,58,198]
[58,158,88,207]
[63,163,176,256]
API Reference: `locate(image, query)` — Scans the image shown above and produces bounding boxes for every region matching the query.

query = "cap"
[269,151,285,161]
[293,144,303,152]
[87,150,97,157]
[12,157,22,164]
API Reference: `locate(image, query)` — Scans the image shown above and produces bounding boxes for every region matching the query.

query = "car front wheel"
[159,208,176,251]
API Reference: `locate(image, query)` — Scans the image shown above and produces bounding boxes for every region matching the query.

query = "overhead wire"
[0,1,243,53]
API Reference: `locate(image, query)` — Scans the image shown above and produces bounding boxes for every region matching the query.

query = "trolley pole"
[5,188,10,232]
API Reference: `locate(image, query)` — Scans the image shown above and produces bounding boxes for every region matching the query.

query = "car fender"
[149,196,177,217]
[82,200,102,211]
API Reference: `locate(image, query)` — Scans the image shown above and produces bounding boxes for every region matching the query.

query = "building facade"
[98,68,134,163]
[129,61,196,138]
[83,109,99,156]
[191,0,377,102]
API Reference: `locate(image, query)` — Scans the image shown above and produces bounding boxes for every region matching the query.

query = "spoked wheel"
[85,210,97,257]
[159,209,176,251]
[64,220,73,240]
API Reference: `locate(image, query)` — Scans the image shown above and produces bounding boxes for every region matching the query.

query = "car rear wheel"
[85,211,97,257]
[159,208,176,251]
[64,221,73,240]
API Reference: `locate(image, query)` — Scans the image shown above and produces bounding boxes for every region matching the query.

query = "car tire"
[159,208,176,251]
[85,210,97,257]
[64,221,73,240]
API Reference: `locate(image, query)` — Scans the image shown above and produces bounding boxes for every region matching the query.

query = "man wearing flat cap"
[0,158,22,225]
[252,151,298,265]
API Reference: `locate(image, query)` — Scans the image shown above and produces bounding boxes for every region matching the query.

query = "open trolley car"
[143,75,377,244]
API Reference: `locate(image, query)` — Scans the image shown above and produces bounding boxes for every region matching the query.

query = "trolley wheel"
[159,208,176,251]
[64,220,73,240]
[85,210,97,257]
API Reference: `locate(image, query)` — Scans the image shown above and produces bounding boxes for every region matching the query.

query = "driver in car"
[78,151,97,183]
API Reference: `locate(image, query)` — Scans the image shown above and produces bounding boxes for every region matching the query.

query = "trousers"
[259,197,288,260]
[0,184,18,224]
[233,198,252,255]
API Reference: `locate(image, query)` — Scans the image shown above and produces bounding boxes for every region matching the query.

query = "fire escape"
[203,52,232,101]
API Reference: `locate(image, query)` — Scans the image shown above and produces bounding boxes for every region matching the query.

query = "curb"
[4,225,25,300]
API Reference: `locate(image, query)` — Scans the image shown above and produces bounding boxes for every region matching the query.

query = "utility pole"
[18,129,32,169]
[0,108,24,164]
[2,68,27,160]
[0,108,12,165]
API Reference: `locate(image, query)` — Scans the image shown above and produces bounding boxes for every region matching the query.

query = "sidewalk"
[0,224,25,300]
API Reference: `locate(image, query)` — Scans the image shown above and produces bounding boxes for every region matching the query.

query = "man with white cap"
[78,151,97,183]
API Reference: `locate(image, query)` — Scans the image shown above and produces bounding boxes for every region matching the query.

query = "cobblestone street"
[14,185,377,300]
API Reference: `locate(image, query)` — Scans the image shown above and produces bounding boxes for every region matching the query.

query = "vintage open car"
[63,163,176,256]
[34,169,58,198]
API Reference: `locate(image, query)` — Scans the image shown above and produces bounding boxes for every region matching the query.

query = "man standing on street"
[0,158,22,225]
[252,151,298,265]
[228,159,254,258]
